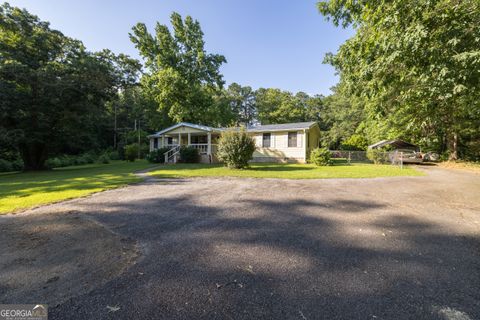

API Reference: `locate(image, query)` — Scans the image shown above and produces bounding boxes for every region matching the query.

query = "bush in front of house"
[217,128,256,169]
[310,147,333,166]
[366,148,387,164]
[179,146,199,163]
[124,143,139,162]
[146,147,170,163]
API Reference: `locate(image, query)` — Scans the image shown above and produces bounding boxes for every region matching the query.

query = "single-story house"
[148,121,321,163]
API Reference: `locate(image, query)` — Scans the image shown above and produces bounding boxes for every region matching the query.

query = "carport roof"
[368,139,419,150]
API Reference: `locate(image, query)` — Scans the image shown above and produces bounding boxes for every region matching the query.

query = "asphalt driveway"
[1,166,479,319]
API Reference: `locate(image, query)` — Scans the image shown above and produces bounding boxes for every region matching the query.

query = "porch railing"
[158,143,217,155]
[164,145,180,163]
[189,144,208,154]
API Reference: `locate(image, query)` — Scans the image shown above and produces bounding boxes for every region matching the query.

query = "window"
[288,132,297,147]
[153,138,158,149]
[262,133,271,148]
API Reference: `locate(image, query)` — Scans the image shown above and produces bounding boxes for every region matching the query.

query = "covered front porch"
[148,122,222,163]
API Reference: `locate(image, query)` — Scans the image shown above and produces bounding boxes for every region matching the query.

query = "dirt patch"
[0,211,138,306]
[437,161,480,173]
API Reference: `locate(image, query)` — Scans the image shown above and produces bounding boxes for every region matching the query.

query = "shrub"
[139,144,150,159]
[108,150,120,160]
[0,159,25,172]
[217,128,256,169]
[11,159,23,171]
[367,148,387,164]
[146,147,170,163]
[340,134,368,151]
[80,152,96,164]
[124,144,139,162]
[179,146,199,163]
[0,159,13,172]
[310,147,333,166]
[97,153,110,164]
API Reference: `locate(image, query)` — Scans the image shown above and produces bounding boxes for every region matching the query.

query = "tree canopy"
[318,0,480,159]
[130,12,229,126]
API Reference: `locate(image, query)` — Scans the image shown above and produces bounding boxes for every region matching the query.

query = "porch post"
[178,133,181,146]
[207,132,212,155]
[187,132,191,146]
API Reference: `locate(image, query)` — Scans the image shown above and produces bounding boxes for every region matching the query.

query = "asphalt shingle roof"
[247,121,317,132]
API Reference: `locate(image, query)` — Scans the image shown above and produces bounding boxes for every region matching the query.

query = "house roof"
[368,139,419,150]
[247,121,318,132]
[148,122,223,137]
[148,121,319,137]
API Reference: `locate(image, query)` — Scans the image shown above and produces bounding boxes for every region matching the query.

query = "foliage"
[130,12,230,126]
[146,147,170,163]
[319,85,367,149]
[225,83,256,126]
[340,134,369,151]
[179,146,199,163]
[0,160,155,214]
[0,159,23,172]
[319,0,480,160]
[216,128,256,169]
[148,163,423,180]
[367,149,388,164]
[124,144,139,162]
[45,153,97,168]
[310,148,333,166]
[97,153,110,164]
[0,3,142,170]
[255,88,311,124]
[108,150,121,160]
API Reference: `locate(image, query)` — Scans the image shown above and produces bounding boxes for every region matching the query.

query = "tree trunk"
[19,141,49,171]
[448,132,458,161]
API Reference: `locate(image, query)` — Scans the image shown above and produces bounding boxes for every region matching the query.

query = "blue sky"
[9,0,354,95]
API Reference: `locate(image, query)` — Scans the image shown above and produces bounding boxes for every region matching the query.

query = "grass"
[148,162,424,180]
[0,160,156,214]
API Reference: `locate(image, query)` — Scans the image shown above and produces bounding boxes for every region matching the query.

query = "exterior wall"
[250,131,306,163]
[306,126,321,160]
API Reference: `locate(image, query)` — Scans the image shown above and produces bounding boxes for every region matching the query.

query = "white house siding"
[251,131,306,163]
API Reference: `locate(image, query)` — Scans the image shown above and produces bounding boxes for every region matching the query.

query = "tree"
[224,83,256,126]
[0,4,125,169]
[319,0,480,160]
[319,85,366,149]
[130,13,230,126]
[255,88,307,124]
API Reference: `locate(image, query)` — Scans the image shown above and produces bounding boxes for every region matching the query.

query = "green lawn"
[0,160,156,214]
[148,162,424,180]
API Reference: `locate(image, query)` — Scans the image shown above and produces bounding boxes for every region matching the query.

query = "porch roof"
[148,122,223,138]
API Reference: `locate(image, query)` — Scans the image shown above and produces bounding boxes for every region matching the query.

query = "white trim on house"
[148,122,223,138]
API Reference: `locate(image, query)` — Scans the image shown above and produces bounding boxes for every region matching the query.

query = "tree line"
[1,1,478,170]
